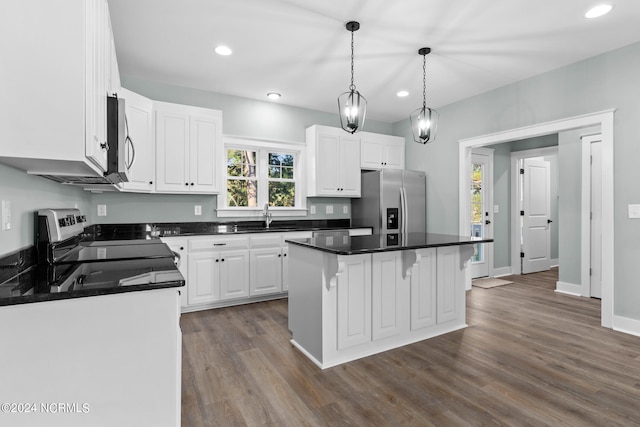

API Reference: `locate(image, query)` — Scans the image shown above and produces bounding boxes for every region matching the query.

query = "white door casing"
[458,109,614,329]
[587,136,603,298]
[521,159,552,274]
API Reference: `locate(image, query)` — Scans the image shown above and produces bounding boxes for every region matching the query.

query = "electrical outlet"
[343,205,349,214]
[310,205,316,215]
[493,205,500,214]
[326,205,333,214]
[97,204,107,217]
[629,204,640,219]
[194,205,202,216]
[1,200,11,231]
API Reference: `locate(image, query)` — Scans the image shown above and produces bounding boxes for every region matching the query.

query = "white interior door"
[470,151,492,278]
[522,159,551,274]
[590,139,602,298]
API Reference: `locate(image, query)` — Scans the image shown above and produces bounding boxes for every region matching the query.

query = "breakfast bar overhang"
[286,233,493,369]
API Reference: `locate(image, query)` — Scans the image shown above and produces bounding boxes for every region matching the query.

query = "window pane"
[227,149,257,178]
[227,179,258,207]
[281,154,294,167]
[269,153,281,166]
[269,166,281,179]
[269,182,295,207]
[282,166,293,179]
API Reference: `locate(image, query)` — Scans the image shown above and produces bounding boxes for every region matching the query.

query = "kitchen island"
[286,233,493,369]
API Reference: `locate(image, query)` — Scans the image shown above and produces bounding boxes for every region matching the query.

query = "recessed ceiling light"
[214,45,232,56]
[267,92,281,100]
[397,90,409,98]
[585,4,613,18]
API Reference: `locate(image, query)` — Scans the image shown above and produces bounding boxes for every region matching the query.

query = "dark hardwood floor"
[180,269,640,426]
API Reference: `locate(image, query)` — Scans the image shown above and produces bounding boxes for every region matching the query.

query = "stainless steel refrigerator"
[352,169,426,235]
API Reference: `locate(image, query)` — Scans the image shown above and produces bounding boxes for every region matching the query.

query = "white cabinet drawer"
[188,236,250,252]
[250,234,283,248]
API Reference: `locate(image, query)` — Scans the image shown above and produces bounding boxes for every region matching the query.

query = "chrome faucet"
[263,202,273,228]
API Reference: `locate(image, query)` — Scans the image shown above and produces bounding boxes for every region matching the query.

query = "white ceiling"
[108,0,640,123]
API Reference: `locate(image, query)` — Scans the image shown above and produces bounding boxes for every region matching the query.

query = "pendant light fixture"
[410,47,439,144]
[338,21,367,134]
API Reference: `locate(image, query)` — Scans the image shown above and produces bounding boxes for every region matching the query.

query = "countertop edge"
[286,236,494,255]
[0,281,185,307]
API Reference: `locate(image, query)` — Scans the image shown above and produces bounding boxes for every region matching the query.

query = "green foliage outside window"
[225,149,296,208]
[227,149,257,207]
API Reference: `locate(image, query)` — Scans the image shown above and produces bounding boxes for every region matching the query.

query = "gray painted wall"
[0,163,90,255]
[393,40,640,321]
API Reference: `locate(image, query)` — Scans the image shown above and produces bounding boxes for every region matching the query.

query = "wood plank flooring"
[180,269,640,426]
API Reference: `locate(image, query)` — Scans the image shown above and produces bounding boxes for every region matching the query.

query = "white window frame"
[216,136,307,217]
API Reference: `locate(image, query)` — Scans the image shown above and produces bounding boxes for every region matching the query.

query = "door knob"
[547,219,553,224]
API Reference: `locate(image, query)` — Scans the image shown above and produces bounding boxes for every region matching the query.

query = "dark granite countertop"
[87,219,355,240]
[286,232,494,255]
[0,258,184,307]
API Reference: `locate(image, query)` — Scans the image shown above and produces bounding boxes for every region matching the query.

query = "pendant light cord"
[350,30,356,92]
[422,53,427,111]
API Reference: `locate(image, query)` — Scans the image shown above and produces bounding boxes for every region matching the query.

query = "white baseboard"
[612,315,640,337]
[555,281,582,296]
[491,267,512,278]
[550,259,559,268]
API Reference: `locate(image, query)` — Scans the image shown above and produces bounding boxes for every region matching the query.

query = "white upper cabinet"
[360,132,405,170]
[306,125,361,197]
[120,88,155,192]
[155,101,223,194]
[0,0,117,176]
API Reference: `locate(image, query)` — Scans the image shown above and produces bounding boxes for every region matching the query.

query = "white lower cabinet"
[249,248,283,296]
[219,250,250,300]
[372,251,406,341]
[410,248,437,330]
[337,254,372,350]
[187,249,250,304]
[186,236,250,307]
[436,246,462,323]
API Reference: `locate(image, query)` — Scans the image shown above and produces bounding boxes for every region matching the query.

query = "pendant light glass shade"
[411,47,438,144]
[410,106,439,144]
[338,21,366,134]
[338,89,367,134]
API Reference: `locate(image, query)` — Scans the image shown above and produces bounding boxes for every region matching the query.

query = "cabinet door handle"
[190,183,194,186]
[100,142,109,150]
[215,259,219,262]
[180,247,184,250]
[149,181,153,185]
[284,253,287,257]
[185,183,189,186]
[213,243,227,246]
[278,254,281,257]
[221,258,225,262]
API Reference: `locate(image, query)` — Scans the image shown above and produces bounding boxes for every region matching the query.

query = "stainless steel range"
[35,209,183,294]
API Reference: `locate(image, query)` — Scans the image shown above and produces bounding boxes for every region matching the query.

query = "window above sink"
[216,136,308,218]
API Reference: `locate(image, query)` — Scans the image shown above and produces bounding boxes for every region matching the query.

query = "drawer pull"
[213,243,227,246]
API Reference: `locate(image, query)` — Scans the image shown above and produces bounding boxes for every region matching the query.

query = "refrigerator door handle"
[400,187,407,234]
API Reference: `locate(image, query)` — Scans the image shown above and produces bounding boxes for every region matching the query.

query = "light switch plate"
[310,205,316,215]
[326,205,334,214]
[1,200,11,231]
[628,204,640,219]
[194,205,202,216]
[97,204,107,217]
[343,205,349,214]
[493,205,500,214]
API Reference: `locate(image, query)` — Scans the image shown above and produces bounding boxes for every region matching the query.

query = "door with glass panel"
[471,151,493,278]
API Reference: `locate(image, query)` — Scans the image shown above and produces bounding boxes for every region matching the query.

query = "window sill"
[216,208,308,218]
